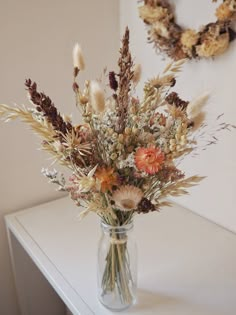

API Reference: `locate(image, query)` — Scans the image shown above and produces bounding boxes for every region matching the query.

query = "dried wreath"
[139,0,236,60]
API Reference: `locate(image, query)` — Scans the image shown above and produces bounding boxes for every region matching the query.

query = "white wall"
[120,0,236,232]
[0,1,119,314]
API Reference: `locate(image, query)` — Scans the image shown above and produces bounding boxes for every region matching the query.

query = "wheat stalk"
[160,175,205,198]
[0,104,57,141]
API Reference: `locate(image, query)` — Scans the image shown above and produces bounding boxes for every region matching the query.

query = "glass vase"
[97,220,137,311]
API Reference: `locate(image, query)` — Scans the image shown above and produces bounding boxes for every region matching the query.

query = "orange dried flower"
[135,146,165,175]
[95,167,119,192]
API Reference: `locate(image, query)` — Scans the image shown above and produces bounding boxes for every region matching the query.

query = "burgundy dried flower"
[165,92,189,109]
[109,71,118,91]
[137,197,156,213]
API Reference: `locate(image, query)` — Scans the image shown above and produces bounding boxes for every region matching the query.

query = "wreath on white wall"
[139,0,236,60]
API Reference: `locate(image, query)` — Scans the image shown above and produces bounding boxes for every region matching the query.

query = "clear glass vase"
[97,220,137,311]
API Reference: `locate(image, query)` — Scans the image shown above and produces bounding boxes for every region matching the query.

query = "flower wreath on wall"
[139,0,236,60]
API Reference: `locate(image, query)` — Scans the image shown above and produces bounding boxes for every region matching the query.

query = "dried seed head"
[72,43,85,72]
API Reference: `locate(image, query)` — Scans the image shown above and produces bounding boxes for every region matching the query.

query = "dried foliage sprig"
[139,0,236,60]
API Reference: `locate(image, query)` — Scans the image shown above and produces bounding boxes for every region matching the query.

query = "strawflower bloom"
[112,185,143,211]
[135,146,165,175]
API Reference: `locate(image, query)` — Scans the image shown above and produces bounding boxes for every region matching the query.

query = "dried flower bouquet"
[0,27,234,308]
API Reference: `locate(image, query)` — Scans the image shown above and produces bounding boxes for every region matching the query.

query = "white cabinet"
[5,197,236,314]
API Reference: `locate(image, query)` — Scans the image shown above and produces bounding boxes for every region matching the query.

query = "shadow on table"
[129,289,182,312]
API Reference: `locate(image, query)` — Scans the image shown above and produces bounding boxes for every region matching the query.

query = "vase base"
[98,296,136,312]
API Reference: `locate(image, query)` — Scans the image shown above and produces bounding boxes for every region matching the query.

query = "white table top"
[5,196,236,315]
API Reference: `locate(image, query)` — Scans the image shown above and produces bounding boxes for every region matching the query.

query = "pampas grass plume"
[132,64,142,85]
[187,93,209,119]
[73,43,85,71]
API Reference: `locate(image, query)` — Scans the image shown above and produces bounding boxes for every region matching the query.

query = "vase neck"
[101,221,133,235]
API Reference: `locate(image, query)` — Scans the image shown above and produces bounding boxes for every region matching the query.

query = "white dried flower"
[132,64,142,85]
[53,141,64,152]
[187,93,209,120]
[41,168,57,179]
[78,177,96,193]
[72,43,85,71]
[90,81,105,113]
[112,185,143,211]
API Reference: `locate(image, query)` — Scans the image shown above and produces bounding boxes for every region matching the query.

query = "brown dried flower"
[137,197,156,213]
[165,92,189,109]
[109,71,118,91]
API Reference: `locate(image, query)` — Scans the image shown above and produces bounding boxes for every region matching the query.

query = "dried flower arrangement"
[139,0,236,60]
[0,27,235,309]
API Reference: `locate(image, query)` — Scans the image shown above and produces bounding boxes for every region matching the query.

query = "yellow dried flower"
[181,29,199,49]
[169,144,176,152]
[196,33,229,57]
[79,94,89,105]
[107,128,113,136]
[132,127,138,135]
[216,3,233,20]
[139,5,169,24]
[116,143,123,151]
[169,139,176,145]
[110,153,117,160]
[118,134,124,142]
[125,127,131,135]
[153,21,170,39]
